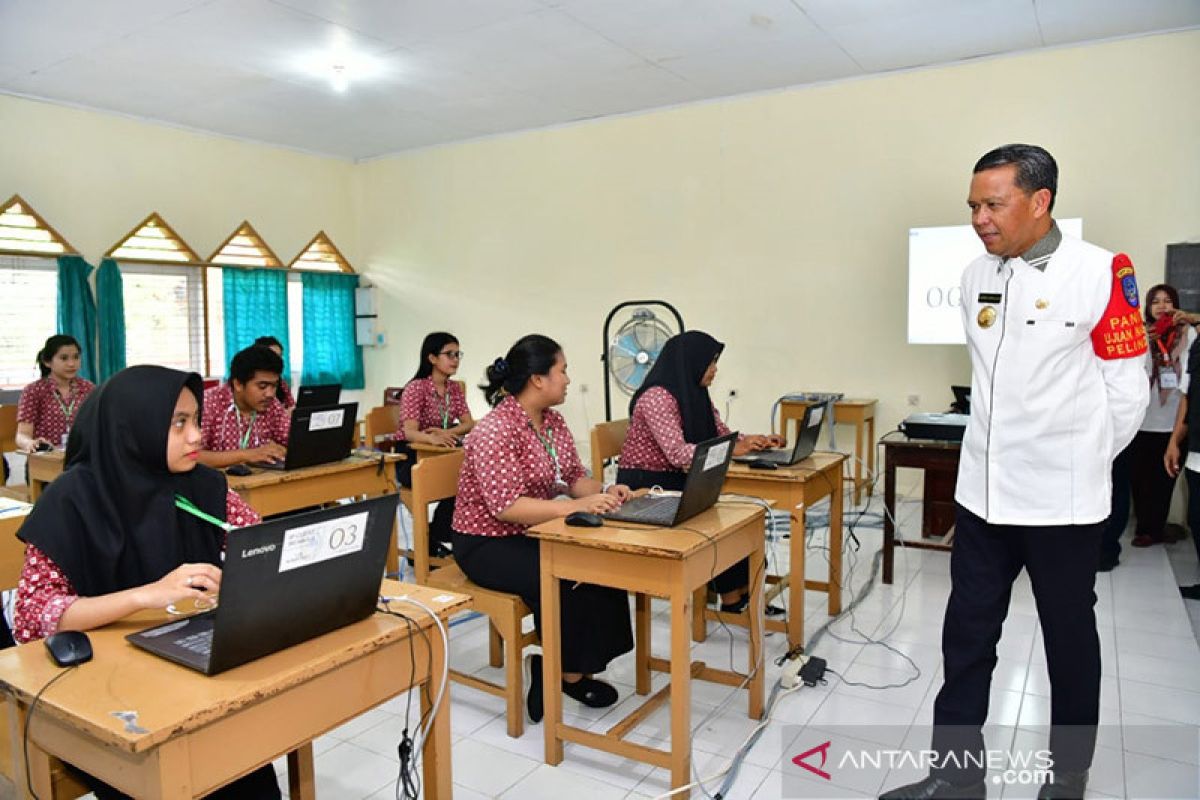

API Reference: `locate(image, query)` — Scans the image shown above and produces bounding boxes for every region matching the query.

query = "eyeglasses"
[439,350,463,360]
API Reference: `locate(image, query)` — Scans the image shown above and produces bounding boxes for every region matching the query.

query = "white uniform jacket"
[955,233,1148,526]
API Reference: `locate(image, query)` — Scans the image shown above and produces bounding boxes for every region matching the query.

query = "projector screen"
[907,218,1082,344]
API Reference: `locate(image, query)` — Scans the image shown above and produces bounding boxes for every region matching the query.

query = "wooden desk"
[407,442,460,460]
[779,399,877,505]
[882,438,960,584]
[719,452,847,644]
[529,504,765,798]
[0,581,468,800]
[26,451,64,503]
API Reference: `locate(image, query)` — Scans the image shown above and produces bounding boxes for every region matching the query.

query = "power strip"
[781,654,828,689]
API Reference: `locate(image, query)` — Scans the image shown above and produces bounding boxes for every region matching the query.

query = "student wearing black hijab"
[14,365,279,799]
[615,331,783,612]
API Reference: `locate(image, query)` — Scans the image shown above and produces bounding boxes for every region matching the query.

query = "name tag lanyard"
[533,425,567,490]
[174,494,233,532]
[1156,336,1180,387]
[440,390,452,429]
[230,402,257,449]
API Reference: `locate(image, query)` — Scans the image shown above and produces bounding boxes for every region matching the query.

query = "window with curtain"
[95,258,127,382]
[56,254,97,383]
[0,255,58,388]
[121,263,205,373]
[221,267,290,377]
[301,271,363,389]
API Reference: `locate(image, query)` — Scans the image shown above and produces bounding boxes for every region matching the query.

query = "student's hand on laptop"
[423,429,459,447]
[765,434,786,448]
[733,435,770,456]
[604,484,632,503]
[571,493,623,515]
[249,442,287,464]
[137,563,223,609]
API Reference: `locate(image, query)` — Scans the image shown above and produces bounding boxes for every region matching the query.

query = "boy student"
[198,345,291,468]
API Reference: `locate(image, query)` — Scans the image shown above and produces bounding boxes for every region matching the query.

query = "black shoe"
[1181,584,1200,600]
[561,676,618,708]
[879,775,986,799]
[764,603,786,616]
[526,654,543,723]
[429,542,453,559]
[1037,769,1088,799]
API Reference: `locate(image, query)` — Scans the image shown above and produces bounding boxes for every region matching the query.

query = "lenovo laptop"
[602,432,736,527]
[733,403,825,466]
[127,494,398,675]
[295,383,341,409]
[257,401,358,471]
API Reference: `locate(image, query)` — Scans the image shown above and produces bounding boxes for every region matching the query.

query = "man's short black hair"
[229,345,283,385]
[254,335,283,350]
[973,143,1058,212]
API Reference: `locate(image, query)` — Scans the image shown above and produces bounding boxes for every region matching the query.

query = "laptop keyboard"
[606,495,679,524]
[174,629,214,656]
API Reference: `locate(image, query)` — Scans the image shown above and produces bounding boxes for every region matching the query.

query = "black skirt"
[452,531,632,675]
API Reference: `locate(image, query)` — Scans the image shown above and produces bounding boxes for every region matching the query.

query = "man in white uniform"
[882,144,1147,800]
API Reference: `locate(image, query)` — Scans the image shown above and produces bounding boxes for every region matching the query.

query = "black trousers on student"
[394,442,454,552]
[1186,469,1200,564]
[452,531,633,675]
[77,764,280,799]
[616,467,749,595]
[1129,430,1177,541]
[931,504,1102,784]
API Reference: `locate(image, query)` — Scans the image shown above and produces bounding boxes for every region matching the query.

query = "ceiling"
[1,0,1197,161]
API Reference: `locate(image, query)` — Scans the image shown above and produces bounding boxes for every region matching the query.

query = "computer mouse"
[226,464,253,477]
[565,511,604,528]
[44,630,93,667]
[34,441,53,453]
[748,459,778,470]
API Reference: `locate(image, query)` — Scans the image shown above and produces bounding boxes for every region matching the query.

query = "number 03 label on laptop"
[279,510,368,572]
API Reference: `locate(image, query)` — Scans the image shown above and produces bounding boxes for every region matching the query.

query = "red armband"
[1090,254,1149,360]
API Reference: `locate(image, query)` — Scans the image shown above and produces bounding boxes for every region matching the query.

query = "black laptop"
[603,432,737,527]
[295,383,341,409]
[733,403,825,466]
[127,494,398,675]
[257,401,358,471]
[951,385,972,415]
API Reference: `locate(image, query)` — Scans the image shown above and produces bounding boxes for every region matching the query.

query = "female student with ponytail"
[451,334,633,722]
[394,332,476,556]
[15,334,95,453]
[13,365,277,798]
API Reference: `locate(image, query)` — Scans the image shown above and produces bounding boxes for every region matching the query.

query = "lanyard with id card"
[533,424,568,493]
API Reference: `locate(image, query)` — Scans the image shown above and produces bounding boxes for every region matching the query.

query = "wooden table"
[0,507,30,588]
[779,398,877,505]
[0,581,467,800]
[882,438,961,584]
[25,450,64,503]
[718,452,848,646]
[529,504,765,798]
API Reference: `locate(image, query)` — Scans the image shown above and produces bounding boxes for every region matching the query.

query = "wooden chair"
[363,405,402,451]
[0,405,17,454]
[590,418,629,481]
[411,451,537,738]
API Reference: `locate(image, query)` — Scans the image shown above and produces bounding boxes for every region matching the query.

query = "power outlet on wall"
[907,394,920,407]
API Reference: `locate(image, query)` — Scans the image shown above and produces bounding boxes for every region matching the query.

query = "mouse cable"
[23,665,78,800]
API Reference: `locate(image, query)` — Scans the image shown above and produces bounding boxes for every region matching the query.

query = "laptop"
[733,403,825,466]
[127,494,399,675]
[295,383,341,409]
[256,401,358,471]
[951,385,972,415]
[602,432,737,527]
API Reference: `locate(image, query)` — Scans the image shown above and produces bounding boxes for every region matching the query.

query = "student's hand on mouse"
[249,442,287,463]
[137,563,222,609]
[572,493,622,515]
[25,438,53,454]
[604,484,632,503]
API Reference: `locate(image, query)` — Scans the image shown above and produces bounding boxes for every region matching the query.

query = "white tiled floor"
[270,492,1200,799]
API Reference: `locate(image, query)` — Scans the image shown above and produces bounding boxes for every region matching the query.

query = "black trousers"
[1186,469,1200,564]
[931,504,1102,783]
[395,442,454,551]
[1129,430,1177,540]
[452,531,633,675]
[1101,443,1132,565]
[616,467,749,595]
[79,764,280,799]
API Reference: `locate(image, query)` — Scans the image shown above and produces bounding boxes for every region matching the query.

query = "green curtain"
[301,271,363,389]
[55,255,97,383]
[95,258,126,381]
[222,267,290,377]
